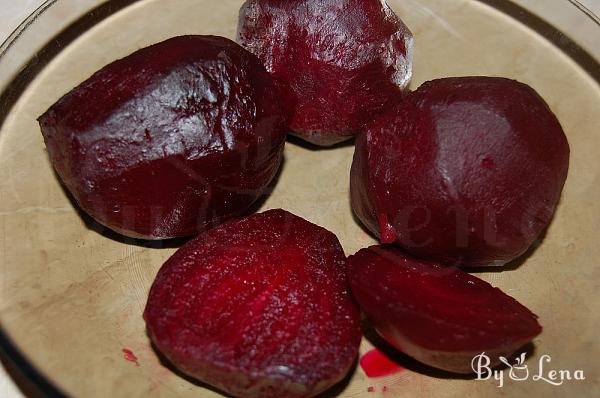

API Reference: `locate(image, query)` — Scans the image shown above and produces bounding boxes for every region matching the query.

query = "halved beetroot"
[237,0,413,146]
[144,209,361,398]
[39,35,287,240]
[351,77,570,266]
[347,245,542,374]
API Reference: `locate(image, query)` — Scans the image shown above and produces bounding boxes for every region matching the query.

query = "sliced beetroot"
[351,77,570,266]
[144,209,361,398]
[347,245,542,374]
[39,35,287,240]
[237,0,413,146]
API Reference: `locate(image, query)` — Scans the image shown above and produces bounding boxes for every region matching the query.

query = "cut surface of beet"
[351,77,570,266]
[347,245,542,373]
[238,0,413,146]
[39,35,287,239]
[144,209,362,398]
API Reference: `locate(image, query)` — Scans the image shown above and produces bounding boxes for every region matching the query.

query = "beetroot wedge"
[347,245,542,374]
[144,209,361,398]
[351,77,569,266]
[237,0,413,146]
[39,35,287,240]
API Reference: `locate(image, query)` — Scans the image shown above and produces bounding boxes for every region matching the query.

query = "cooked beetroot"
[237,0,413,146]
[347,245,542,373]
[144,209,361,398]
[351,77,570,266]
[39,35,287,240]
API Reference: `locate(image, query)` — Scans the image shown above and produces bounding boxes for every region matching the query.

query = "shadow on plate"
[286,134,356,152]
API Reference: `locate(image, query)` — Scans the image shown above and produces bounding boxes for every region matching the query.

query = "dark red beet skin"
[348,245,542,373]
[237,0,413,146]
[351,77,570,266]
[39,36,287,240]
[144,209,361,398]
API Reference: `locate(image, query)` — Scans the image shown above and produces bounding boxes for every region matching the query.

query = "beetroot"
[351,77,570,267]
[39,36,287,240]
[237,0,413,146]
[347,245,542,373]
[144,209,361,398]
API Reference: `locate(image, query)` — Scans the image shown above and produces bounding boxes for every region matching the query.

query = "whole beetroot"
[351,77,569,267]
[39,36,287,240]
[144,209,361,398]
[238,0,413,146]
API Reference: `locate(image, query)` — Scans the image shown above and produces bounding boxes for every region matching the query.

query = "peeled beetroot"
[144,209,361,398]
[351,77,570,266]
[347,245,542,373]
[39,35,287,239]
[237,0,413,146]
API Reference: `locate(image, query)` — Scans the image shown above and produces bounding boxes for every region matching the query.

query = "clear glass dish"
[0,1,598,397]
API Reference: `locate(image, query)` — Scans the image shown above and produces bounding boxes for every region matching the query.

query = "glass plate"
[0,1,598,397]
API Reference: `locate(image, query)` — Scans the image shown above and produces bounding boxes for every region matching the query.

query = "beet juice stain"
[122,348,139,366]
[360,349,404,378]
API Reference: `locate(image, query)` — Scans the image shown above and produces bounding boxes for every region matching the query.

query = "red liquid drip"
[360,349,403,378]
[122,348,139,366]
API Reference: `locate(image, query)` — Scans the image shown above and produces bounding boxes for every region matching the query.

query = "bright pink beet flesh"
[351,77,570,266]
[144,209,362,398]
[237,0,413,146]
[39,36,287,240]
[347,245,542,373]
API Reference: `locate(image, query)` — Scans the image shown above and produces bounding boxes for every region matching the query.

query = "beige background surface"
[0,1,599,397]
